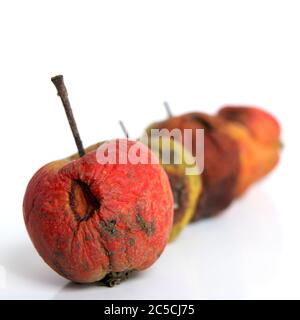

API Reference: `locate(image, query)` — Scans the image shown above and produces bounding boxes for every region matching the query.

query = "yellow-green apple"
[140,134,202,241]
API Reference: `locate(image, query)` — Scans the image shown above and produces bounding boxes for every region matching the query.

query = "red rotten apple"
[23,76,173,286]
[218,105,281,195]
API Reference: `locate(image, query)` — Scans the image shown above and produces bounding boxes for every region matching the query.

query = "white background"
[0,0,299,299]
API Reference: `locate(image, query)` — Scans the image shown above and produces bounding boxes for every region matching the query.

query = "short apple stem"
[51,75,85,157]
[164,101,172,118]
[119,120,129,138]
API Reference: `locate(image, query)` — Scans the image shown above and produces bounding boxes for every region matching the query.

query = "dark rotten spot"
[190,114,214,130]
[129,238,135,246]
[100,219,118,236]
[136,213,155,237]
[168,173,189,224]
[54,251,64,257]
[84,234,92,241]
[52,260,69,279]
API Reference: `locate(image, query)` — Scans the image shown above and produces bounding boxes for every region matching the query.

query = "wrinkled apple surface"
[23,139,173,283]
[147,113,240,221]
[218,106,281,195]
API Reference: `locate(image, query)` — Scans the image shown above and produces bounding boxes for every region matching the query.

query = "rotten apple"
[146,111,240,221]
[218,105,282,195]
[23,76,173,286]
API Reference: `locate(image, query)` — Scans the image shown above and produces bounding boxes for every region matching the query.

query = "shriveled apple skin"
[147,113,240,220]
[218,106,281,145]
[23,140,173,283]
[218,106,281,195]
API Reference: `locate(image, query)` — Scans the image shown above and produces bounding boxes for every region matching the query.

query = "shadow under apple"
[2,241,65,288]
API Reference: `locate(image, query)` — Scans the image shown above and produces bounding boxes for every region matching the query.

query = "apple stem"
[119,120,129,138]
[51,75,85,157]
[164,101,172,118]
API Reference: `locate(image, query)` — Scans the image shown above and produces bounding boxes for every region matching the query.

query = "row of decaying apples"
[145,106,281,241]
[23,76,281,287]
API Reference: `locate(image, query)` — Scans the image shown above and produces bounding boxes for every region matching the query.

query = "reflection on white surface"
[0,266,6,290]
[0,187,284,299]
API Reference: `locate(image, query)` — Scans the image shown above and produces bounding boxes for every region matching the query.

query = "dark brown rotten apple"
[147,112,240,221]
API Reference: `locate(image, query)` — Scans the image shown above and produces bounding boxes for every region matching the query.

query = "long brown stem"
[51,75,85,157]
